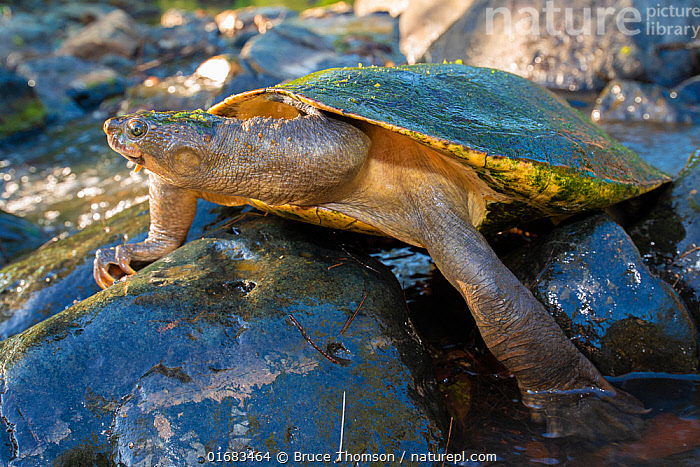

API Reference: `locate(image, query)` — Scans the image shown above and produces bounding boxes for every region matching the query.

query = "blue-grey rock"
[15,56,122,120]
[0,215,442,465]
[674,75,700,106]
[0,69,46,139]
[0,210,49,266]
[241,22,377,81]
[504,213,698,375]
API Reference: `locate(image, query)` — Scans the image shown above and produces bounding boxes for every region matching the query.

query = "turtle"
[95,63,668,439]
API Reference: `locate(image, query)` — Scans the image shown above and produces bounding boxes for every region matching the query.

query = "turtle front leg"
[420,209,647,439]
[94,172,198,288]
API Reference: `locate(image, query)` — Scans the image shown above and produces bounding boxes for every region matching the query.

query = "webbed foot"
[523,384,648,440]
[93,245,137,289]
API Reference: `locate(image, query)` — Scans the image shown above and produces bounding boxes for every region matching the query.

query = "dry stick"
[531,248,556,287]
[675,244,700,263]
[441,416,454,467]
[673,273,682,288]
[339,291,369,335]
[339,243,381,273]
[287,314,341,365]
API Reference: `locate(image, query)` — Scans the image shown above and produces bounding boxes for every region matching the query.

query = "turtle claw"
[93,246,133,289]
[523,386,649,441]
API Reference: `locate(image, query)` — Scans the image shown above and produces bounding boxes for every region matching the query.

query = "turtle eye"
[127,119,147,138]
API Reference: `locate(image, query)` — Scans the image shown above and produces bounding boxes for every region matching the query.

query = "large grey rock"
[15,56,123,120]
[504,213,698,376]
[398,0,473,64]
[0,215,442,465]
[57,9,143,60]
[422,0,700,91]
[241,22,378,81]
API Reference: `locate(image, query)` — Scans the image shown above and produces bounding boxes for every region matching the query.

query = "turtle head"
[104,109,219,184]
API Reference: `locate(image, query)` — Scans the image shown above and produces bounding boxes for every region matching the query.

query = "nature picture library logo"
[485,1,700,38]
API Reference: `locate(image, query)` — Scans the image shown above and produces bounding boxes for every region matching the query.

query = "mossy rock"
[0,70,46,139]
[0,215,442,465]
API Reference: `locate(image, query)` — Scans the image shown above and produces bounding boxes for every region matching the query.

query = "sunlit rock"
[118,55,243,113]
[57,9,143,60]
[421,0,700,91]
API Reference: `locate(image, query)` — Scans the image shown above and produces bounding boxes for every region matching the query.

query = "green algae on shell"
[210,64,670,234]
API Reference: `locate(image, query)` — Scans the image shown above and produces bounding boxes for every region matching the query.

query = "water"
[601,121,700,177]
[0,113,149,234]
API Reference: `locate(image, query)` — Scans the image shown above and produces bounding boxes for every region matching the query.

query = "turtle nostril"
[103,118,118,135]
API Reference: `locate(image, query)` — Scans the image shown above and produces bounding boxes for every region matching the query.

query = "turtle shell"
[209,64,670,234]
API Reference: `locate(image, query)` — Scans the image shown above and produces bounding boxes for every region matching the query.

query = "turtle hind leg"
[419,208,647,440]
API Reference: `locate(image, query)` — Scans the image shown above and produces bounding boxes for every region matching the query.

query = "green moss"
[145,109,217,128]
[0,97,46,137]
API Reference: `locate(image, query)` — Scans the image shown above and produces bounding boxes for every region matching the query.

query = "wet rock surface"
[504,213,698,375]
[629,154,700,326]
[0,215,442,465]
[0,1,699,464]
[0,200,239,340]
